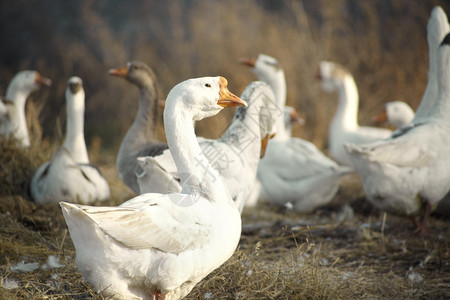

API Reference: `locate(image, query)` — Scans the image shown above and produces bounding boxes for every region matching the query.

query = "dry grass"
[1,179,449,299]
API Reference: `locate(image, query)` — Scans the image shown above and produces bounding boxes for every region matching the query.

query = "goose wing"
[61,194,212,254]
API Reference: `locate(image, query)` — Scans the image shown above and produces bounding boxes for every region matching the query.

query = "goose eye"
[264,60,280,70]
[205,83,211,88]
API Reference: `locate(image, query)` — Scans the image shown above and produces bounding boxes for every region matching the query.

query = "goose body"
[110,62,168,194]
[0,70,51,147]
[0,97,14,128]
[258,137,353,212]
[244,106,304,207]
[30,77,110,204]
[0,96,8,120]
[241,54,352,212]
[318,61,392,166]
[138,81,277,212]
[60,76,245,300]
[345,29,450,233]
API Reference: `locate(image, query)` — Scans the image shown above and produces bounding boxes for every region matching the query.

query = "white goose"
[372,101,415,128]
[109,61,168,194]
[0,70,51,147]
[60,76,245,300]
[318,61,392,166]
[30,77,110,204]
[137,81,277,212]
[344,31,450,234]
[241,54,353,212]
[418,6,450,216]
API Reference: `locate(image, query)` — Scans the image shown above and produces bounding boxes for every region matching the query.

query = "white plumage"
[241,54,352,212]
[344,20,450,234]
[60,76,245,299]
[373,101,415,129]
[318,61,392,166]
[137,81,277,212]
[412,6,450,124]
[0,70,51,147]
[30,77,110,204]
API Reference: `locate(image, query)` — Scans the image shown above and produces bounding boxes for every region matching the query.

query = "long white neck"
[415,7,450,123]
[414,64,438,124]
[223,103,264,169]
[331,75,359,131]
[63,92,89,164]
[119,87,158,156]
[164,99,230,203]
[262,70,288,140]
[4,86,30,147]
[428,46,450,122]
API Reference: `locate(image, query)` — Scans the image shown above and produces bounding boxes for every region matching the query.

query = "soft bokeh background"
[1,0,450,154]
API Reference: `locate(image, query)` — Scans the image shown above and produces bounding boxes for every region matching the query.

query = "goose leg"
[411,216,420,230]
[155,290,167,300]
[413,202,431,235]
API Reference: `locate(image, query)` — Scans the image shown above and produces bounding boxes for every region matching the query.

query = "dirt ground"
[0,162,449,299]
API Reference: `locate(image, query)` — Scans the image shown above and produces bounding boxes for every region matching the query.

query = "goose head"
[108,61,157,89]
[317,61,350,93]
[282,106,304,136]
[373,101,414,128]
[284,106,304,129]
[6,70,52,100]
[165,76,247,121]
[66,76,85,112]
[240,54,284,86]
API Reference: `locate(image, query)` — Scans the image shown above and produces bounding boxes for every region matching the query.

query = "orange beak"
[35,73,52,86]
[314,71,322,81]
[260,133,276,158]
[108,66,128,78]
[290,109,304,125]
[239,58,256,68]
[372,109,388,125]
[217,77,247,107]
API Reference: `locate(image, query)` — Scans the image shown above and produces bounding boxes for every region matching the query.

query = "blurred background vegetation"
[1,0,449,155]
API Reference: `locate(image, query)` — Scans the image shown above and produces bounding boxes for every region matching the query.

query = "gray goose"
[109,61,168,193]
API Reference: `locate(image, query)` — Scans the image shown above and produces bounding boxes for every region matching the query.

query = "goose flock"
[1,5,450,300]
